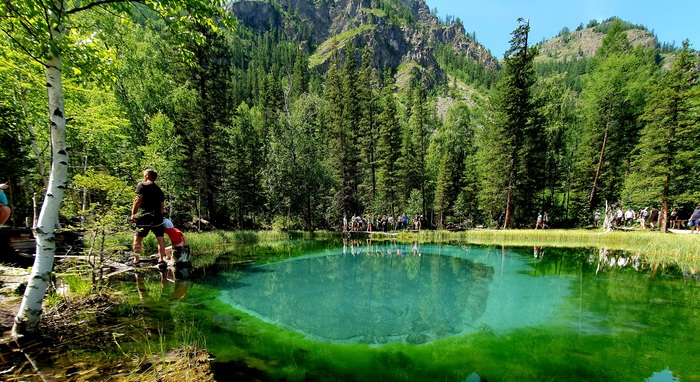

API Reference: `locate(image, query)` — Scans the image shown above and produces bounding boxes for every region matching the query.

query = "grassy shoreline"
[395,228,700,268]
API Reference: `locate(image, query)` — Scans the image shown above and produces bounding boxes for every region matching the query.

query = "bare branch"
[66,0,144,15]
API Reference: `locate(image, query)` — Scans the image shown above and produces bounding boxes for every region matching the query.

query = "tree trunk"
[503,156,516,229]
[13,23,67,337]
[589,104,612,204]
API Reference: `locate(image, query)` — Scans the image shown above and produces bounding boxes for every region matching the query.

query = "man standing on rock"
[130,169,167,265]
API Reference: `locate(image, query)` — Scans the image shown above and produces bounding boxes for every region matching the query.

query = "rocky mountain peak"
[226,0,498,88]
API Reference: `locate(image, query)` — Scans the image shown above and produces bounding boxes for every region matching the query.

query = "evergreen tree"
[291,49,310,99]
[533,74,579,224]
[177,22,235,224]
[376,74,403,220]
[341,43,362,209]
[224,102,265,227]
[325,43,357,215]
[477,18,542,228]
[357,46,381,209]
[623,41,700,231]
[572,19,656,217]
[431,103,475,228]
[402,81,430,214]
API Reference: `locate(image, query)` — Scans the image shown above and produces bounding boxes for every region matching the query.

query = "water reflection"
[596,247,643,274]
[135,264,193,307]
[210,244,577,344]
[188,242,700,380]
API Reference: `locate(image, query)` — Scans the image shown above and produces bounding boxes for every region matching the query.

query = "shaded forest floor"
[0,265,215,381]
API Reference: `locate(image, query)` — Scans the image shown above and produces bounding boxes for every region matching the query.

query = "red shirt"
[164,227,185,246]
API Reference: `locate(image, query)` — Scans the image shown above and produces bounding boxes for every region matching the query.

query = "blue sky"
[424,0,699,58]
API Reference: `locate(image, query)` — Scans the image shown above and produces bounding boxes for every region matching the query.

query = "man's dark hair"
[144,168,158,181]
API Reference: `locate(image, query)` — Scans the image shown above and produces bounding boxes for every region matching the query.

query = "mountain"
[535,18,658,63]
[225,0,498,89]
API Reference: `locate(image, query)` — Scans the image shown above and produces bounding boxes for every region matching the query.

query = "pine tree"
[402,81,430,213]
[291,49,310,99]
[341,43,361,210]
[357,46,381,208]
[431,103,474,228]
[477,18,542,228]
[623,41,700,231]
[225,102,265,227]
[325,42,356,215]
[376,74,403,219]
[178,23,234,224]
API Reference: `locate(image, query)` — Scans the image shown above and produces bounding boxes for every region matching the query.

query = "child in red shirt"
[163,218,190,263]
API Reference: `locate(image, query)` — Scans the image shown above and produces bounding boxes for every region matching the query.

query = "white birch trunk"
[12,5,67,337]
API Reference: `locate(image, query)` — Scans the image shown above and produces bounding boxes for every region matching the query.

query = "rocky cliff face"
[225,0,498,87]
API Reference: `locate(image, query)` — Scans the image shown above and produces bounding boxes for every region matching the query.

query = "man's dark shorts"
[136,215,164,237]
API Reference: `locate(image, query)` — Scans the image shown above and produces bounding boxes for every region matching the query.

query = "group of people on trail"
[534,212,549,229]
[343,213,423,232]
[598,204,700,231]
[130,169,189,266]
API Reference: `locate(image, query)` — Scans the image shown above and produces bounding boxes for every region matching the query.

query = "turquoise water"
[214,243,574,344]
[164,241,700,381]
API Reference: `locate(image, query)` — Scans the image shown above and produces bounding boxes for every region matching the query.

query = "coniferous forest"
[1,0,699,236]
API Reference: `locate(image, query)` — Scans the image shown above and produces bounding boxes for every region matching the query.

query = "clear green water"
[140,240,700,381]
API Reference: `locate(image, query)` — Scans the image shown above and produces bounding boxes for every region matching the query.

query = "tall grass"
[392,229,700,268]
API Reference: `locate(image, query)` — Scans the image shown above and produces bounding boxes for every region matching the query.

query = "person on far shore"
[669,208,677,228]
[624,208,636,227]
[639,207,649,230]
[688,205,700,234]
[649,207,659,230]
[542,211,549,228]
[535,212,543,229]
[593,210,601,228]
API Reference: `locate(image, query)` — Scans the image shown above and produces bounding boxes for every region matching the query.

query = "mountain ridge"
[225,0,498,88]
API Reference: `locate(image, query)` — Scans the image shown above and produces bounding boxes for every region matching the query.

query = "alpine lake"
[124,238,700,381]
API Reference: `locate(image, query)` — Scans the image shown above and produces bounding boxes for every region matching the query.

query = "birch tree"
[2,0,231,338]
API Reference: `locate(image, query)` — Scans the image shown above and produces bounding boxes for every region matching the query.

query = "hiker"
[624,208,636,227]
[0,182,10,227]
[615,207,623,227]
[130,169,167,266]
[649,207,659,230]
[688,205,700,234]
[670,208,679,228]
[542,212,549,228]
[535,212,543,229]
[639,207,649,229]
[593,210,601,228]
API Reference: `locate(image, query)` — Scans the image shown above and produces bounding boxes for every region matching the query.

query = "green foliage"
[571,21,657,215]
[309,25,374,68]
[1,0,694,234]
[623,42,700,219]
[592,17,649,34]
[375,74,403,216]
[433,43,499,90]
[478,19,543,227]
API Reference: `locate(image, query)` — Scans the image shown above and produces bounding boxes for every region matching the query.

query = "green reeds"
[392,229,700,268]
